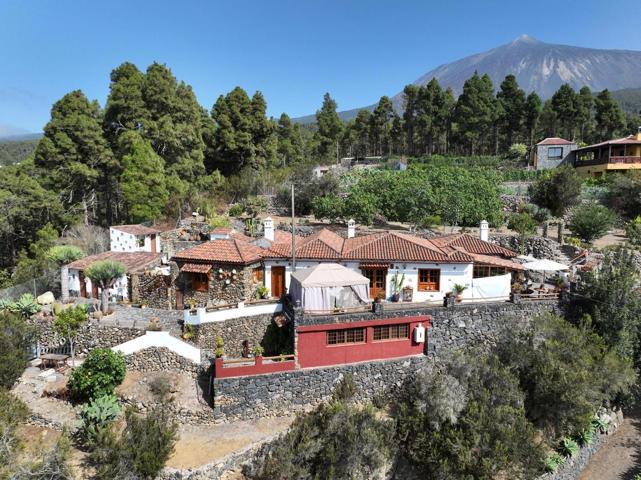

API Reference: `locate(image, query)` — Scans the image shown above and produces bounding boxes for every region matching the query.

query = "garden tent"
[289,263,370,313]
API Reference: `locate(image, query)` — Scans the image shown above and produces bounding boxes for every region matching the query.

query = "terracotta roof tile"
[431,234,517,258]
[67,252,161,272]
[111,224,161,236]
[576,134,641,150]
[180,263,213,274]
[537,137,575,146]
[172,238,263,265]
[470,253,524,270]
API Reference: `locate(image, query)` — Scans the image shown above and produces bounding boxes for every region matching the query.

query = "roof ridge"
[391,231,446,254]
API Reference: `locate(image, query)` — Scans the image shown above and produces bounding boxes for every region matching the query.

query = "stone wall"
[213,355,427,422]
[194,312,281,357]
[32,318,144,354]
[124,346,201,377]
[180,262,260,308]
[491,233,561,259]
[133,272,172,309]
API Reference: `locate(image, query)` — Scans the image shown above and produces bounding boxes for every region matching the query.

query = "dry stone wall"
[194,312,276,357]
[124,346,201,377]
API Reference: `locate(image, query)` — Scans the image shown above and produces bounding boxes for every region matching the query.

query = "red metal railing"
[609,156,641,164]
[214,354,295,378]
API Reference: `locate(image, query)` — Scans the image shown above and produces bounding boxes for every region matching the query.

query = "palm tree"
[84,260,126,314]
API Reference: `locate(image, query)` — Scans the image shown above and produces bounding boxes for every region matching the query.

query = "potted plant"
[253,345,264,357]
[256,285,269,300]
[214,336,225,358]
[390,271,405,302]
[186,298,198,312]
[452,284,466,303]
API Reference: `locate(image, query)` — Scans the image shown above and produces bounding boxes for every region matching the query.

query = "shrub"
[544,453,564,473]
[15,433,75,479]
[311,194,345,223]
[531,167,582,217]
[7,294,41,318]
[91,405,178,480]
[559,437,579,458]
[68,348,126,402]
[568,202,616,243]
[46,245,84,265]
[80,395,121,444]
[574,427,594,446]
[52,305,88,365]
[507,212,537,237]
[508,143,528,160]
[0,312,35,388]
[149,376,172,401]
[245,401,393,480]
[332,373,357,402]
[0,391,28,471]
[227,204,243,217]
[214,336,224,358]
[625,216,641,247]
[182,323,194,341]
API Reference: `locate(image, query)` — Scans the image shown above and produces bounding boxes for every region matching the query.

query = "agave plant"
[544,453,564,473]
[559,437,579,458]
[9,294,41,318]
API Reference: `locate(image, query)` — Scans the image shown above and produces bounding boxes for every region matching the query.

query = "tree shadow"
[618,403,641,480]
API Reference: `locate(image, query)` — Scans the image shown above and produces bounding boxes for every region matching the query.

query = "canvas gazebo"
[289,263,371,313]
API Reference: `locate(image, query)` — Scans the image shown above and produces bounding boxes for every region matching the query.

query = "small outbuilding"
[289,263,370,313]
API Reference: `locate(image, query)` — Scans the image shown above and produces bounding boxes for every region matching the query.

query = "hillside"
[295,35,641,123]
[611,88,641,115]
[0,135,41,166]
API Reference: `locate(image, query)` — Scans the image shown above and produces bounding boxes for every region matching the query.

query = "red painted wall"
[214,357,296,379]
[296,316,429,369]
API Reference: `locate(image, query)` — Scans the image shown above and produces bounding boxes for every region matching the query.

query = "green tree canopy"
[84,260,127,313]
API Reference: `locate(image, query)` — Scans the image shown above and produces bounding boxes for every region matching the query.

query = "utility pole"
[291,183,296,272]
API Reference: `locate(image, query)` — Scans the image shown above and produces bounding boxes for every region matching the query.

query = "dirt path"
[167,416,295,469]
[578,407,641,480]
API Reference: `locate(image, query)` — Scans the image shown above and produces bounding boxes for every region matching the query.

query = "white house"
[261,223,522,304]
[110,224,161,253]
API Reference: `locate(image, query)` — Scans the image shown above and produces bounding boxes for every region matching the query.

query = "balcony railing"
[576,156,641,166]
[609,156,641,164]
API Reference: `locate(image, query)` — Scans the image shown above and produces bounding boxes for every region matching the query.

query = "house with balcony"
[574,128,641,177]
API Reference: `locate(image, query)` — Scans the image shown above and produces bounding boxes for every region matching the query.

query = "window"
[326,327,365,345]
[253,267,263,283]
[473,265,506,278]
[373,324,409,341]
[191,273,209,292]
[137,237,145,248]
[548,147,563,159]
[418,269,440,291]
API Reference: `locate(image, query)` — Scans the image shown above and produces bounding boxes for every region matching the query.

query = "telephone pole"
[291,183,296,272]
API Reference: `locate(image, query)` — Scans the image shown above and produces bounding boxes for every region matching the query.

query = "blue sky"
[1,0,640,133]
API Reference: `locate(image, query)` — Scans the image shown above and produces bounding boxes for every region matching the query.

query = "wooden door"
[150,234,157,253]
[271,266,286,298]
[175,289,184,310]
[91,282,98,299]
[362,268,387,299]
[79,272,86,298]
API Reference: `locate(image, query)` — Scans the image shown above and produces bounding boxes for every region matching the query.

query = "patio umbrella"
[522,259,568,271]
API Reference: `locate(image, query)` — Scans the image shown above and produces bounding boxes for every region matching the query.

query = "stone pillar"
[130,273,140,304]
[61,266,69,303]
[557,221,564,245]
[542,221,548,238]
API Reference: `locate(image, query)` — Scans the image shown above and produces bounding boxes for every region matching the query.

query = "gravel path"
[578,407,641,480]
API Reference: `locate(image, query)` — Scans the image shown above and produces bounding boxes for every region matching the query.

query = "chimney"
[479,220,489,242]
[347,219,356,239]
[263,217,274,242]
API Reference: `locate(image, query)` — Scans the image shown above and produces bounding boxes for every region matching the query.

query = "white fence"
[184,302,283,326]
[112,331,201,363]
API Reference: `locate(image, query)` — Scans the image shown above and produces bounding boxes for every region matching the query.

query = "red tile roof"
[537,137,575,146]
[180,263,213,274]
[576,134,641,150]
[173,238,263,265]
[470,253,524,271]
[430,234,517,258]
[209,227,252,242]
[67,252,161,272]
[111,224,161,236]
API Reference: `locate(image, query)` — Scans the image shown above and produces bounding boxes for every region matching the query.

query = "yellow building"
[574,129,641,177]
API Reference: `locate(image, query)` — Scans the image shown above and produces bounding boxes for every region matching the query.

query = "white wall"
[112,331,201,364]
[110,228,159,253]
[263,259,473,302]
[67,268,129,301]
[184,303,283,325]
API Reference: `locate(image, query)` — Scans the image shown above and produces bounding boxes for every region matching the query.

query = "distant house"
[531,137,577,170]
[574,128,641,177]
[110,224,161,253]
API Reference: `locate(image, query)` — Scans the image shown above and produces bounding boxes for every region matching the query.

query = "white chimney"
[264,217,274,242]
[479,220,489,242]
[347,219,356,239]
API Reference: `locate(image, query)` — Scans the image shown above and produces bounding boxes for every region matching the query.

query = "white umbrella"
[517,254,537,262]
[522,259,568,272]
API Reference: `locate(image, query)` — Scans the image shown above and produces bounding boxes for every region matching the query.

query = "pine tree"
[315,93,343,163]
[550,84,578,140]
[496,75,526,149]
[370,96,395,156]
[595,89,626,140]
[119,132,169,222]
[402,85,419,155]
[576,86,594,143]
[453,73,497,155]
[524,92,542,149]
[34,90,116,225]
[276,113,305,166]
[249,91,278,169]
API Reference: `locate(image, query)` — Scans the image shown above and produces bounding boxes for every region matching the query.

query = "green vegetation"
[531,167,582,217]
[0,293,41,319]
[68,348,126,402]
[52,305,88,365]
[568,202,616,244]
[0,137,39,166]
[0,312,35,388]
[80,395,121,445]
[90,405,178,480]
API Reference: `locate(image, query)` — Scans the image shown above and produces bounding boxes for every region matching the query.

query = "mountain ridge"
[294,35,641,123]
